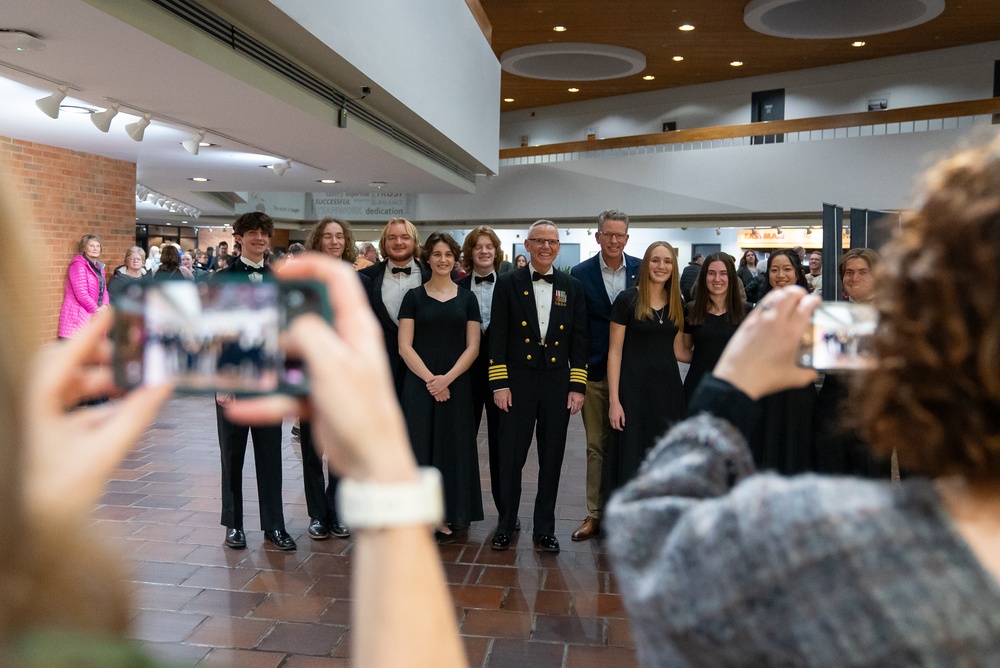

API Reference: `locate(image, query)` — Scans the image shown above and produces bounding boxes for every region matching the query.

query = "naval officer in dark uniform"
[214,211,295,551]
[489,220,588,553]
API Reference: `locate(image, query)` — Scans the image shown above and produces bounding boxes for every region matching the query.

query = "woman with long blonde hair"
[605,241,686,493]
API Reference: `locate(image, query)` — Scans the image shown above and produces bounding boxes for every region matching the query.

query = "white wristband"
[337,467,444,529]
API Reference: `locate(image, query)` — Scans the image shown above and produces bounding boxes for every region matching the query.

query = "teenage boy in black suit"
[457,225,504,513]
[214,211,295,551]
[488,220,588,554]
[358,218,430,397]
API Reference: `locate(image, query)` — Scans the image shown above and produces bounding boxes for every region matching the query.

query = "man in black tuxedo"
[214,212,295,551]
[569,209,641,542]
[489,220,588,554]
[358,218,429,397]
[458,225,504,513]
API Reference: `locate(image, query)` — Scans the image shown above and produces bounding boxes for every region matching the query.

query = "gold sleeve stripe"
[489,364,509,380]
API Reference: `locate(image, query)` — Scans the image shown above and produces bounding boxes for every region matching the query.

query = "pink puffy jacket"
[58,254,110,338]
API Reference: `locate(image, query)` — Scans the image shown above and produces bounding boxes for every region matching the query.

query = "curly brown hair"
[859,139,1000,480]
[305,217,358,263]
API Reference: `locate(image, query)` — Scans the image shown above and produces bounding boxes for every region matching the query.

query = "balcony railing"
[499,97,1000,166]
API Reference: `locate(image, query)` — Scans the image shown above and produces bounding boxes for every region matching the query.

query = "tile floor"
[97,395,638,667]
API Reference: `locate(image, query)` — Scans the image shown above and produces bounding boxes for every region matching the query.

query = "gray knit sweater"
[606,378,1000,667]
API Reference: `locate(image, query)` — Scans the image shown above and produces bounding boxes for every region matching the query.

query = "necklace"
[652,306,665,324]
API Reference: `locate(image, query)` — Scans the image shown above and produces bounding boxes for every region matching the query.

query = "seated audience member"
[605,138,1000,666]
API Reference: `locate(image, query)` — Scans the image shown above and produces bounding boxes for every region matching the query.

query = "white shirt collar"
[241,256,265,269]
[598,252,625,273]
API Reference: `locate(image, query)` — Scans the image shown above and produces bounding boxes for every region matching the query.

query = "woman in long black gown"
[605,241,686,493]
[749,248,816,474]
[677,253,750,402]
[398,232,483,542]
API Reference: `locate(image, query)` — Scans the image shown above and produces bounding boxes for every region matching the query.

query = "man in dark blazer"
[569,209,641,541]
[489,220,588,554]
[358,217,430,397]
[458,225,504,514]
[214,211,295,551]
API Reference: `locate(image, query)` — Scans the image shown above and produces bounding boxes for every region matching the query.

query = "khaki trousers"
[581,378,612,519]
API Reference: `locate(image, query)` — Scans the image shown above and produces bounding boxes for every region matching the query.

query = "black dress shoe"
[263,529,297,551]
[307,519,330,540]
[224,527,246,549]
[434,529,458,544]
[533,534,560,553]
[491,531,511,551]
[330,522,351,539]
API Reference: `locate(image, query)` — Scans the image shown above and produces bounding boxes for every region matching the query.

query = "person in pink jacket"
[58,234,110,339]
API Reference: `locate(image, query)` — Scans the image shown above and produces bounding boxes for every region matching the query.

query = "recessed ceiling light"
[730,60,744,67]
[553,26,567,32]
[679,24,695,31]
[852,41,866,47]
[189,177,210,182]
[643,75,655,80]
[568,87,580,92]
[672,56,685,62]
[503,97,515,102]
[317,179,337,184]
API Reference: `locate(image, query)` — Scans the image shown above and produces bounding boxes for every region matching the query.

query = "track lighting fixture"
[272,160,291,176]
[35,86,67,119]
[90,102,120,132]
[125,114,151,142]
[182,130,206,155]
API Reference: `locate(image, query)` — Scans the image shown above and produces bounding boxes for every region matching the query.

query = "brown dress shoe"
[571,516,601,541]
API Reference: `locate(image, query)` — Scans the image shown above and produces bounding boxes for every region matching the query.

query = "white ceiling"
[0,0,484,228]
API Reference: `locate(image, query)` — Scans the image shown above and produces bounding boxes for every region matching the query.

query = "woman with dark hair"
[605,241,686,493]
[398,232,483,541]
[151,245,190,281]
[58,234,110,339]
[607,138,1000,665]
[676,252,749,402]
[514,253,528,269]
[736,249,759,288]
[746,247,815,473]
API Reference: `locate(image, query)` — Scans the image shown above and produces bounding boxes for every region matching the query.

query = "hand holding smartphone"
[111,275,331,395]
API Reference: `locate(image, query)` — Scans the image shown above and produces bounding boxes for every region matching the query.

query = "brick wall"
[1,136,135,338]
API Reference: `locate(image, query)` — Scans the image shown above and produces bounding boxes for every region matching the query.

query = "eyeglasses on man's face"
[527,238,561,247]
[599,232,628,242]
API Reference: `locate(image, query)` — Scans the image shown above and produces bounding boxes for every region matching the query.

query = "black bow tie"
[391,266,412,275]
[532,272,554,284]
[474,274,495,284]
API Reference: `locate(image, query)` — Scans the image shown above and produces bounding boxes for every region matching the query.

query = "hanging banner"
[312,192,415,220]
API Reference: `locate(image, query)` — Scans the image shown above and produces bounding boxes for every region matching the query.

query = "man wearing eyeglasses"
[569,210,640,542]
[488,220,589,554]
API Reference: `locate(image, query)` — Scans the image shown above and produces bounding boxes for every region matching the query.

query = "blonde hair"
[636,242,684,328]
[378,218,422,260]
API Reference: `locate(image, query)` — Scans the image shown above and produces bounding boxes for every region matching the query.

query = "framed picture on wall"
[692,243,721,260]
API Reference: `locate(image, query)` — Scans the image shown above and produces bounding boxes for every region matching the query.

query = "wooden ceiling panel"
[482,0,1000,111]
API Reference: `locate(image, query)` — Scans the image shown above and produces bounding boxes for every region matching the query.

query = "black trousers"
[216,402,285,531]
[470,333,502,514]
[299,420,341,524]
[496,366,570,536]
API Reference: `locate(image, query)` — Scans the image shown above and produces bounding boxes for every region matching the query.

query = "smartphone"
[111,276,331,394]
[798,301,878,371]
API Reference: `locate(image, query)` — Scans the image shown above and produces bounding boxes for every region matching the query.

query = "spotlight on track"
[35,86,68,119]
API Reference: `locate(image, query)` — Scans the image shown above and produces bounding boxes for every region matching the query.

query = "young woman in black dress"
[676,253,749,402]
[749,248,816,474]
[398,232,483,542]
[605,241,687,493]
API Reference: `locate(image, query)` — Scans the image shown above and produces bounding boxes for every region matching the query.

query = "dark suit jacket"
[488,267,588,394]
[498,260,514,275]
[358,259,430,383]
[570,253,640,382]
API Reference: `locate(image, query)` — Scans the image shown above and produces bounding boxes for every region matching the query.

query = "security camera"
[361,86,371,96]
